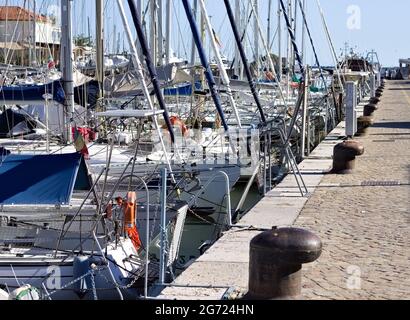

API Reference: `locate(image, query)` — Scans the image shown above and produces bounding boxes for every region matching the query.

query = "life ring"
[120,192,142,252]
[169,116,189,138]
[265,71,275,81]
[290,81,300,89]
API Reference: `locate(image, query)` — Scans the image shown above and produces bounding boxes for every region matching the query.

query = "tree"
[74,34,94,47]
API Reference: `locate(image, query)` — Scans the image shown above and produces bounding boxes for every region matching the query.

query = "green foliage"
[74,34,93,47]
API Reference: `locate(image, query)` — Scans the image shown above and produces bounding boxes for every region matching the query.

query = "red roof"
[0,6,48,23]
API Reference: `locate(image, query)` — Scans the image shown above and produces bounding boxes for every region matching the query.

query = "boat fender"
[8,285,40,300]
[73,255,93,298]
[0,288,9,300]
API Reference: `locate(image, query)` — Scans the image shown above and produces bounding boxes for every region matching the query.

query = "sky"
[2,0,409,66]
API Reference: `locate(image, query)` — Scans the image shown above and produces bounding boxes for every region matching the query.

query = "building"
[0,6,61,66]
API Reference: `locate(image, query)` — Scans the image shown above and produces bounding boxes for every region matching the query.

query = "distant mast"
[234,0,241,78]
[96,0,104,103]
[278,0,282,81]
[61,0,75,143]
[253,0,259,79]
[165,0,172,64]
[157,0,164,65]
[150,0,157,65]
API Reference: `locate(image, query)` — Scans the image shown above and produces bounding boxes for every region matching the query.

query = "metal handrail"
[54,168,106,257]
[187,170,232,227]
[99,173,150,299]
[260,119,308,196]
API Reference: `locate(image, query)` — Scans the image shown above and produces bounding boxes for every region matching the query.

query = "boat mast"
[87,17,91,45]
[253,0,259,79]
[267,0,272,52]
[198,0,242,128]
[278,0,282,81]
[150,0,157,65]
[293,0,298,72]
[286,0,291,99]
[234,0,241,79]
[297,0,334,132]
[116,0,177,179]
[315,0,344,93]
[4,0,8,64]
[182,0,229,131]
[249,0,288,108]
[301,0,306,65]
[126,0,176,144]
[96,0,104,108]
[61,0,75,143]
[117,32,121,53]
[279,0,304,75]
[22,0,27,66]
[165,0,172,64]
[33,0,38,64]
[28,0,32,66]
[113,24,117,53]
[223,0,266,124]
[136,0,143,57]
[157,0,164,65]
[190,0,198,68]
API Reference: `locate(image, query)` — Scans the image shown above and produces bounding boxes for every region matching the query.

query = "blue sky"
[4,0,409,66]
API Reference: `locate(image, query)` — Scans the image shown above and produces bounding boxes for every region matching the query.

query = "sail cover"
[0,152,86,205]
[0,80,65,104]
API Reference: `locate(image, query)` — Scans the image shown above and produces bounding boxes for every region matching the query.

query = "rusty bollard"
[369,97,380,105]
[245,227,322,300]
[332,140,364,174]
[356,116,374,136]
[363,103,378,116]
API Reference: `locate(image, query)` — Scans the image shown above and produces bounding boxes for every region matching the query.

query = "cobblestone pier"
[159,80,409,300]
[297,80,410,299]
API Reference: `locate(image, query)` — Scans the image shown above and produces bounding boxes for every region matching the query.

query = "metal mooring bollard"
[364,103,378,116]
[246,227,322,300]
[356,116,374,136]
[369,97,380,105]
[332,140,365,174]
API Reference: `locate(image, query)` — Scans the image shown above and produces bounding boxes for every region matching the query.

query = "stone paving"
[296,80,410,300]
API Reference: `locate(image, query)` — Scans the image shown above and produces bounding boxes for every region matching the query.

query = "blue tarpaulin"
[164,81,202,96]
[0,80,65,103]
[0,152,86,205]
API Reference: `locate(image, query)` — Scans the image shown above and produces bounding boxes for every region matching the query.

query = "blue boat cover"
[164,81,202,96]
[0,152,84,205]
[0,80,65,103]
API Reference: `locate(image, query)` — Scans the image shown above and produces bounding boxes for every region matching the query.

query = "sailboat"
[0,0,190,300]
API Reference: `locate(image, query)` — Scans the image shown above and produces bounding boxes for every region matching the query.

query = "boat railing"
[260,118,308,196]
[186,170,232,228]
[52,155,153,299]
